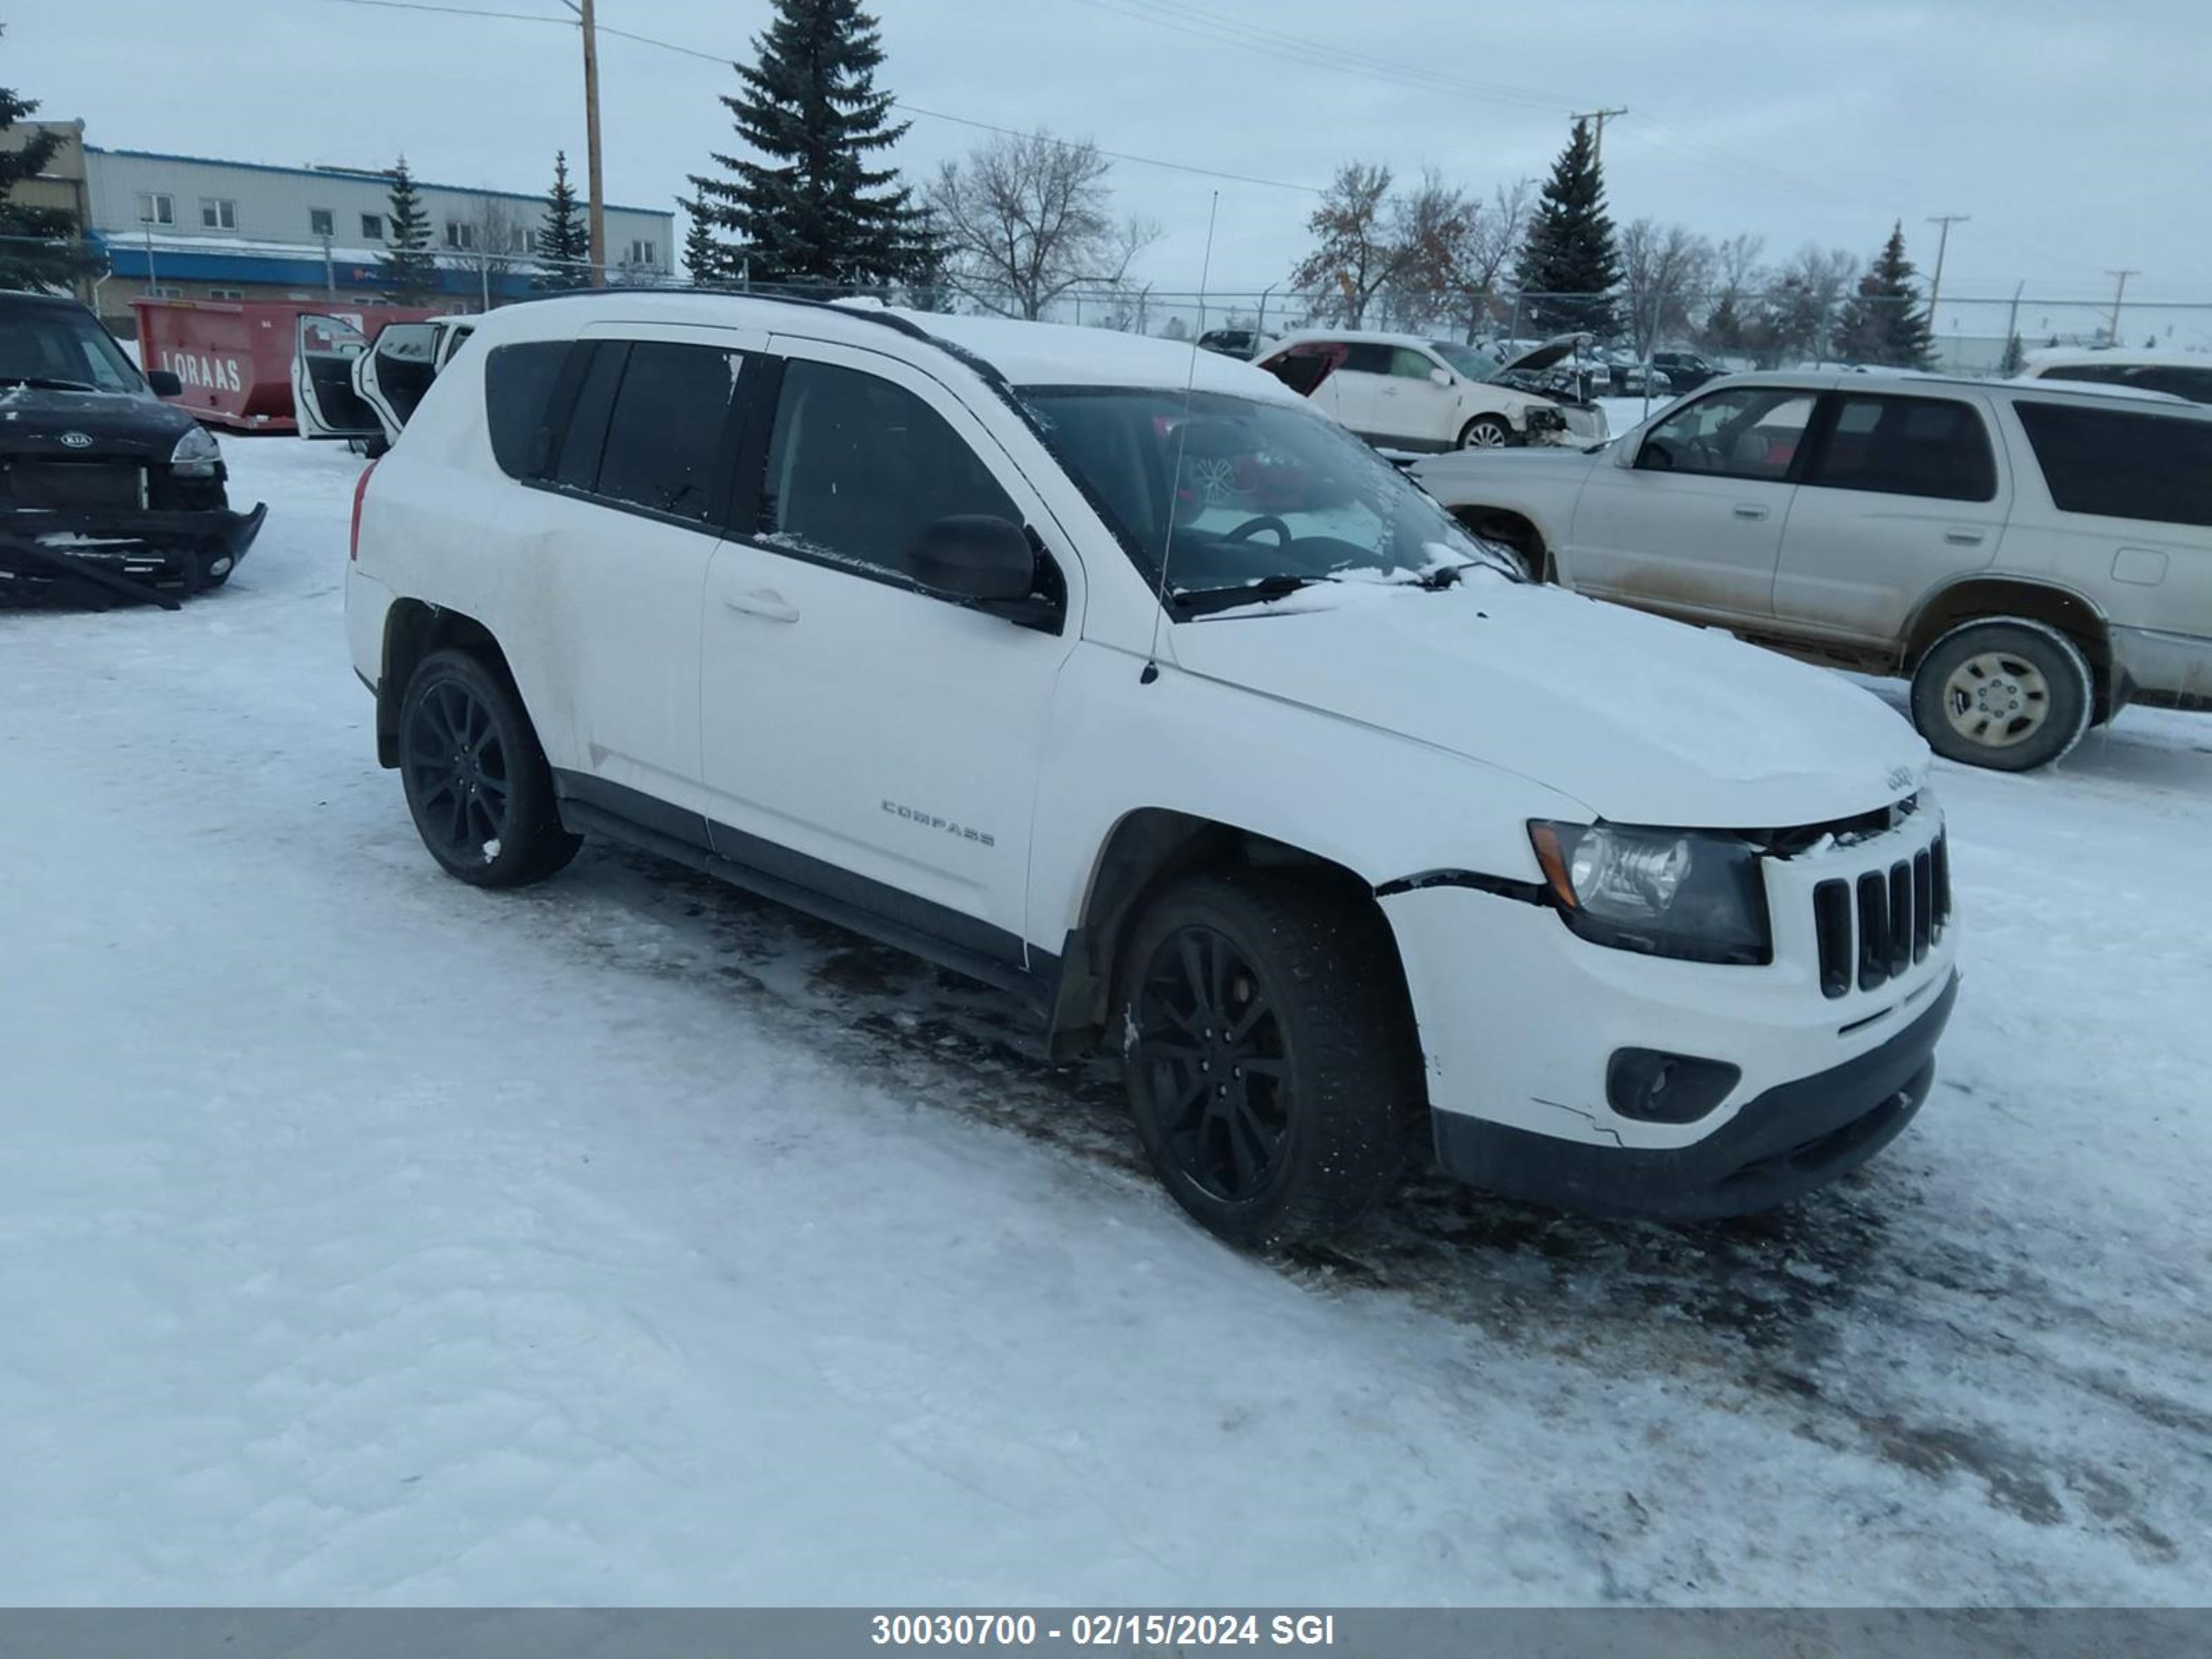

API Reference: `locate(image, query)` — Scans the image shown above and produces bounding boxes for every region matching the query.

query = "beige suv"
[1410,371,2212,770]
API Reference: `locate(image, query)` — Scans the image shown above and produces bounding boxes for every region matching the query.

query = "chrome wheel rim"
[1462,420,1508,448]
[1942,650,2051,749]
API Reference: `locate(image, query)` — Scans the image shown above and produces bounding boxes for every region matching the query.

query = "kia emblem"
[58,431,93,449]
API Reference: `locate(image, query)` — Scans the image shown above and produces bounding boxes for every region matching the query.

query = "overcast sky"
[18,0,2212,324]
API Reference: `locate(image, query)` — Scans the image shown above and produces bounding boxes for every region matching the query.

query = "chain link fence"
[19,232,2210,382]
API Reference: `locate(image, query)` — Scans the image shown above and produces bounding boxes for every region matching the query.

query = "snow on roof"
[902,310,1302,400]
[2022,345,2212,371]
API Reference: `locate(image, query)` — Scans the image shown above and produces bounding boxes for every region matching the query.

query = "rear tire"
[399,648,582,887]
[1909,618,2092,772]
[1118,872,1425,1249]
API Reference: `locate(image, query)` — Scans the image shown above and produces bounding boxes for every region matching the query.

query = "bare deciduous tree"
[446,196,529,305]
[1619,218,1716,354]
[1378,169,1474,330]
[1454,178,1534,341]
[1288,161,1407,328]
[925,130,1159,321]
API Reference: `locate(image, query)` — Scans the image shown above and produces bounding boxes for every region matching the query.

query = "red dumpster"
[132,299,451,433]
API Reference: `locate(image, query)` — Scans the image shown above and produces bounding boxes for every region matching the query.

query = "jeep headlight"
[1528,821,1770,965]
[169,424,222,478]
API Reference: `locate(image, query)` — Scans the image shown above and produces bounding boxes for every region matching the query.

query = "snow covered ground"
[2,438,2208,1606]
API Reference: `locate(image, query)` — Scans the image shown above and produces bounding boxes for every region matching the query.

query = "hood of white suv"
[1170,577,1928,828]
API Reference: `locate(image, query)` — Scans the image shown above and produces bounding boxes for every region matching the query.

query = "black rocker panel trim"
[550,769,1058,1014]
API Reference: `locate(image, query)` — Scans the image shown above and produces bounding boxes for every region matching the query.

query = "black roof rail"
[487,285,1010,386]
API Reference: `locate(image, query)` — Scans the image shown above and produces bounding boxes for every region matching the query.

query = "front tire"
[1909,619,2093,772]
[1458,414,1512,449]
[1119,872,1424,1248]
[399,648,582,886]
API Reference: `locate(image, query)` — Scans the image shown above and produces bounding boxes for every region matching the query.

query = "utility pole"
[2104,268,2137,344]
[1571,107,1629,169]
[563,0,608,287]
[1923,213,1969,329]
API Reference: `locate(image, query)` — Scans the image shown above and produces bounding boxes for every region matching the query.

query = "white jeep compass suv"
[346,293,1958,1246]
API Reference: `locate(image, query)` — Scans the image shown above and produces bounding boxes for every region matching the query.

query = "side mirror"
[146,369,182,397]
[1430,366,1452,386]
[911,514,1035,604]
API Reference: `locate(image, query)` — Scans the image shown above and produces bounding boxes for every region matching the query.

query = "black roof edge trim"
[1374,868,1552,906]
[487,288,1013,389]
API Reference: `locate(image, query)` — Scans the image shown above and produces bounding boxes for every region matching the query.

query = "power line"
[299,0,1322,195]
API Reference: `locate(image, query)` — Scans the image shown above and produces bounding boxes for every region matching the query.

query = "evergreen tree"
[687,0,917,290]
[1704,290,1745,353]
[1512,120,1622,337]
[0,39,103,293]
[377,158,438,302]
[1996,331,2025,377]
[681,197,727,285]
[536,151,589,290]
[1833,223,1936,368]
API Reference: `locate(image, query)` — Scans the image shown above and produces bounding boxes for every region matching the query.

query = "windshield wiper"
[1167,572,1333,616]
[0,375,100,392]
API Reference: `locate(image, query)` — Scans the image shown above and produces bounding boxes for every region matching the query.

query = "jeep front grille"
[1812,832,1951,999]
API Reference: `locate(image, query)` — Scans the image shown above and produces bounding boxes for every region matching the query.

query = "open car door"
[353,321,443,442]
[292,314,383,441]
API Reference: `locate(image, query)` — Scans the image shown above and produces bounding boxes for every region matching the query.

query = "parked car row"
[1412,370,2212,771]
[1254,330,1609,450]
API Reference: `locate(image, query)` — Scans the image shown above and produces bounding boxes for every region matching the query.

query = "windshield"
[1429,341,1502,382]
[1020,385,1515,612]
[0,306,144,394]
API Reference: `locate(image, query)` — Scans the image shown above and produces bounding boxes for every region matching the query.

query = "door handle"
[725,588,800,623]
[1944,529,1985,546]
[1732,503,1769,520]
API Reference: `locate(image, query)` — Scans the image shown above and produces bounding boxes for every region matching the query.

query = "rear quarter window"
[482,341,573,480]
[2014,400,2212,527]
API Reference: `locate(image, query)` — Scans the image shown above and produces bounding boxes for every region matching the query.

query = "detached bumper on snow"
[0,503,268,608]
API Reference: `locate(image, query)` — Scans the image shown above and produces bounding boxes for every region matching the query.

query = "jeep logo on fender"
[883,799,994,847]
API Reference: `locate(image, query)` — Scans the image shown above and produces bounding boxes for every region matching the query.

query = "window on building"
[445,222,478,251]
[520,227,538,254]
[309,207,335,238]
[626,239,657,268]
[199,198,238,230]
[207,289,247,301]
[135,192,175,226]
[361,213,384,241]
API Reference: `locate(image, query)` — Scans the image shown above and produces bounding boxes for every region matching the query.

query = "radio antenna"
[1141,190,1220,686]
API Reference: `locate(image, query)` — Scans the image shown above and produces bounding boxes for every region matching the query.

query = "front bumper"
[0,503,268,605]
[1434,973,1955,1219]
[1380,802,1958,1219]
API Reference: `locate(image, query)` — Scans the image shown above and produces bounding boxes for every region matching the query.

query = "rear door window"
[1338,342,1394,375]
[2014,401,2212,526]
[1806,393,1997,501]
[551,342,626,493]
[591,341,747,524]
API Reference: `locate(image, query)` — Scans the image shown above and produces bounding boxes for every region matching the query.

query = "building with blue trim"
[81,144,673,333]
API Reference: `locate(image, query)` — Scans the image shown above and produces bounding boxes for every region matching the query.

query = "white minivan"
[346,293,1957,1246]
